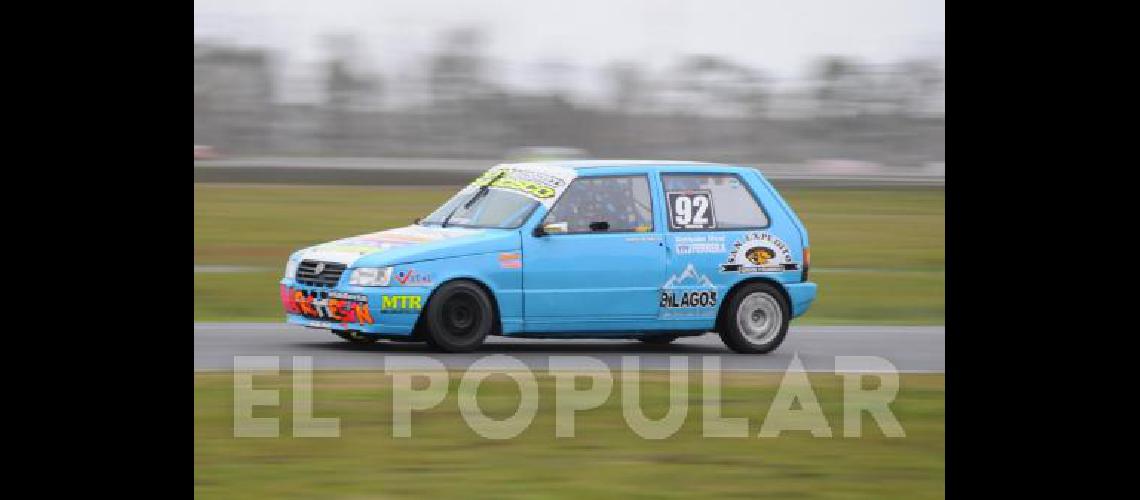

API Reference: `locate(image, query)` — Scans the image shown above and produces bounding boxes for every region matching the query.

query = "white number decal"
[691,195,709,226]
[674,196,692,226]
[668,191,716,229]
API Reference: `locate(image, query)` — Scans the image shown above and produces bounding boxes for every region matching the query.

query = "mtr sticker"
[281,286,374,324]
[381,295,423,314]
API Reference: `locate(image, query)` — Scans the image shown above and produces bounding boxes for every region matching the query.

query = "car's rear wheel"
[424,280,494,352]
[638,335,679,345]
[718,283,789,354]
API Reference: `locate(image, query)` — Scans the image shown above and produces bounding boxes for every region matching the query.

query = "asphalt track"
[195,323,944,373]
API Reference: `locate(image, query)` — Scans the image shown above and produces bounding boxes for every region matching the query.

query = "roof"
[495,159,741,171]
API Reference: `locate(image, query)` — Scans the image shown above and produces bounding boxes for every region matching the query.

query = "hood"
[292,224,519,267]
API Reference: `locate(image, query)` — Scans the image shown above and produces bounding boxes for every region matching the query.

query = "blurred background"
[194,0,943,169]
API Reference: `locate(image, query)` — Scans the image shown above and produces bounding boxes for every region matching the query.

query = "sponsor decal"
[394,269,432,286]
[677,242,726,254]
[473,168,563,199]
[659,264,719,317]
[329,291,368,302]
[281,285,374,324]
[721,233,800,274]
[462,164,578,207]
[498,252,523,269]
[661,290,718,308]
[674,235,726,255]
[381,295,424,314]
[625,235,660,243]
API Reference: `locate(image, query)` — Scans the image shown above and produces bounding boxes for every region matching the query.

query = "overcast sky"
[195,0,944,100]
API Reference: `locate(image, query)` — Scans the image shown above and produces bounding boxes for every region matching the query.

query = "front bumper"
[785,281,818,318]
[280,279,428,336]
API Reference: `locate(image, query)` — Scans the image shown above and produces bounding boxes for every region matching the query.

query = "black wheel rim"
[443,293,481,337]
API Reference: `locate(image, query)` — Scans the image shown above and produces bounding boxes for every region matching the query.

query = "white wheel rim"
[736,292,782,345]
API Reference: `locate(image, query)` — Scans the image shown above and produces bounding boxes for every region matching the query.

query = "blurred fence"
[194,157,944,187]
[195,37,944,168]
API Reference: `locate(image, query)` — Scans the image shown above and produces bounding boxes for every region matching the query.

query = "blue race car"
[280,161,817,353]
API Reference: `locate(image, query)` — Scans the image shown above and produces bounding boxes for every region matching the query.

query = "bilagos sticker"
[660,264,719,317]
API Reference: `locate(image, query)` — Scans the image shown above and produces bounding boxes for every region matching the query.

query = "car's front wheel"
[718,283,790,354]
[424,280,494,352]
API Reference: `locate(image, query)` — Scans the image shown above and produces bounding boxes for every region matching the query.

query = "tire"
[334,330,378,344]
[718,283,790,354]
[638,335,679,345]
[424,280,495,352]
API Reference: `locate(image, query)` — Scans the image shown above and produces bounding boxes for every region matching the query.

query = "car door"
[658,172,792,325]
[521,174,666,328]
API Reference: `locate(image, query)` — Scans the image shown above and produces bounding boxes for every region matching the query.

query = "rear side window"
[542,176,654,233]
[661,173,768,230]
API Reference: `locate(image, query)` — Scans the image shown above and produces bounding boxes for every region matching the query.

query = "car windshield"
[420,188,539,229]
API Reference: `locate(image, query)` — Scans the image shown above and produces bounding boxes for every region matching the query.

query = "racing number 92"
[667,191,716,230]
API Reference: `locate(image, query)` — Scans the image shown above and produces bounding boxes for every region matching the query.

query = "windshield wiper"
[443,170,507,227]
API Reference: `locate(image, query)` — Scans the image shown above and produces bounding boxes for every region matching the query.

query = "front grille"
[295,260,347,287]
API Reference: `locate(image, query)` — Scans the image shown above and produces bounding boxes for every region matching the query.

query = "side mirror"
[534,222,568,236]
[588,221,610,232]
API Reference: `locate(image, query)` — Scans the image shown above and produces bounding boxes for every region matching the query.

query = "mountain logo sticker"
[660,263,719,312]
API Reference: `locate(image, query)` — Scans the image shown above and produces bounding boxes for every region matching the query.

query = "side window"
[541,176,654,233]
[661,173,768,230]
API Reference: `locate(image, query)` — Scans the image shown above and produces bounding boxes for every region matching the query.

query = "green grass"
[195,371,945,499]
[195,184,454,266]
[194,184,943,324]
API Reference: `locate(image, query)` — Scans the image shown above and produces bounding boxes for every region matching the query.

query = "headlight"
[284,258,301,279]
[349,267,394,286]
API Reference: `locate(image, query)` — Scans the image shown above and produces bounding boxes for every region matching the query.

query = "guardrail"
[194,157,944,188]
